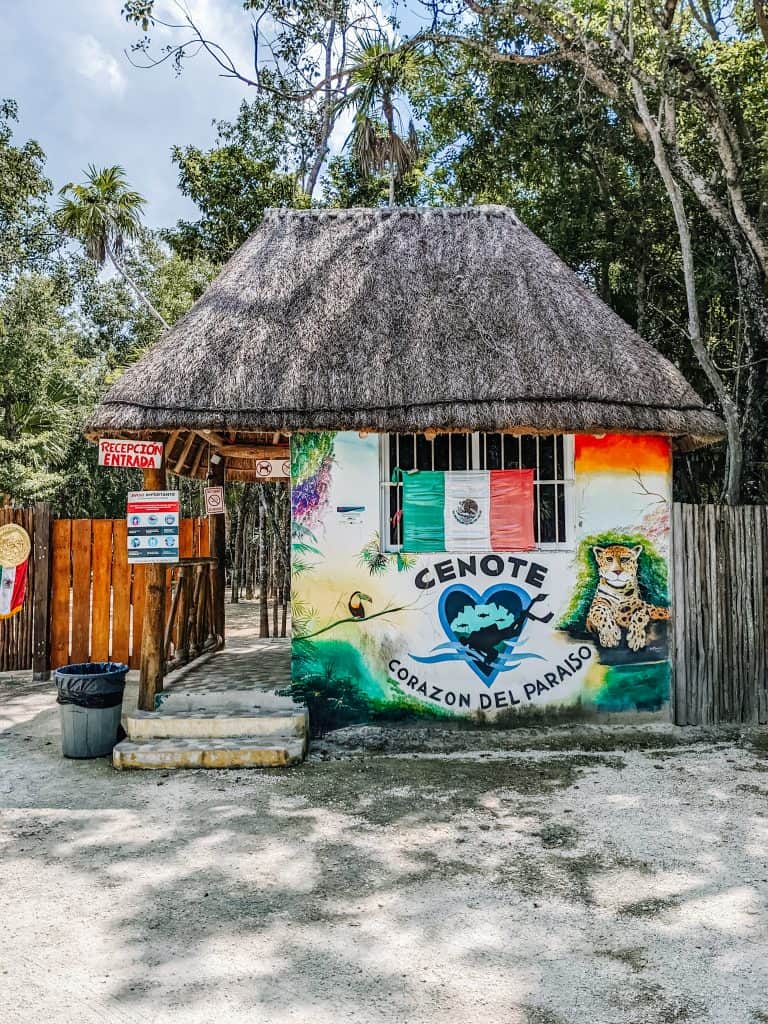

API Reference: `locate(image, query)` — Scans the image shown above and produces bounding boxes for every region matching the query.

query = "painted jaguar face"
[592,544,642,588]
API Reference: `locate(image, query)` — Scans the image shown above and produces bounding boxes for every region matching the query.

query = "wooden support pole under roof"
[165,429,181,462]
[138,462,167,711]
[208,457,226,643]
[173,431,196,475]
[190,440,208,479]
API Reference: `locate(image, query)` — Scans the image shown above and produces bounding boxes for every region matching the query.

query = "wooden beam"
[208,458,226,644]
[218,444,289,459]
[173,432,196,474]
[190,441,208,479]
[196,429,227,448]
[165,429,181,462]
[138,463,168,711]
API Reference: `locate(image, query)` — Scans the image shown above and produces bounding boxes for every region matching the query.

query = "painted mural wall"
[290,431,672,723]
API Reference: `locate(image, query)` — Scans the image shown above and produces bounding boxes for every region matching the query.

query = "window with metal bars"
[380,432,575,552]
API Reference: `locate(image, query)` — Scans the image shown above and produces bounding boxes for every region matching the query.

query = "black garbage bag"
[55,662,128,709]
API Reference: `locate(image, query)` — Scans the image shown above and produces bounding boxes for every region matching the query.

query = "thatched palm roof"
[88,206,724,451]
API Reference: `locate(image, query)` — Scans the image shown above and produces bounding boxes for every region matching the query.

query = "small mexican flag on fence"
[399,469,535,552]
[0,560,28,620]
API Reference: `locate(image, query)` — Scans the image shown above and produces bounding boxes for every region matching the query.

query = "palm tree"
[55,165,169,329]
[340,33,420,207]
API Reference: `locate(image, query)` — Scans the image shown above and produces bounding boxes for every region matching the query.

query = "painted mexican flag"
[0,559,28,619]
[401,470,535,552]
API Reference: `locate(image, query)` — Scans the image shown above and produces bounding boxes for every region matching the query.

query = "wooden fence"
[49,517,210,671]
[671,503,768,725]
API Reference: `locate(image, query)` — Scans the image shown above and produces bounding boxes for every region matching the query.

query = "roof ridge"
[262,205,519,223]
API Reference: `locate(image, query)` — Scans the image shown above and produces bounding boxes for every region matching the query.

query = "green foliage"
[358,534,389,575]
[590,663,670,713]
[322,151,429,209]
[559,532,670,633]
[0,272,92,502]
[289,664,372,737]
[55,165,145,265]
[370,680,454,722]
[0,98,57,282]
[410,22,767,500]
[290,431,335,484]
[167,98,311,263]
[357,532,418,575]
[337,31,424,204]
[290,640,454,733]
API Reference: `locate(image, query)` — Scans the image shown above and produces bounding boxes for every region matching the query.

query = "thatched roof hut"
[88,205,724,471]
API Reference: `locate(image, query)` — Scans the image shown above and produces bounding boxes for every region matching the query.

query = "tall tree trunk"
[281,574,289,638]
[258,495,270,637]
[384,100,396,207]
[230,485,251,603]
[230,505,241,604]
[105,241,170,329]
[257,484,289,572]
[272,550,279,637]
[304,20,337,197]
[631,80,743,504]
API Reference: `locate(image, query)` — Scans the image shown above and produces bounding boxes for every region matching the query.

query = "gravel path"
[1,669,767,1023]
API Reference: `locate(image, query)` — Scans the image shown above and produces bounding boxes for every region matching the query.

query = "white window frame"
[379,432,576,553]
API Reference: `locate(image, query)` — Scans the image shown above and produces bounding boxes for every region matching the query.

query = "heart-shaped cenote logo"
[410,583,547,687]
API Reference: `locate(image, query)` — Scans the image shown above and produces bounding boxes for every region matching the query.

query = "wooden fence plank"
[761,507,768,722]
[199,518,210,557]
[50,519,72,670]
[32,502,51,679]
[179,519,193,559]
[90,520,113,663]
[673,502,768,726]
[671,503,684,724]
[111,520,131,666]
[70,520,92,664]
[44,516,207,672]
[17,508,33,671]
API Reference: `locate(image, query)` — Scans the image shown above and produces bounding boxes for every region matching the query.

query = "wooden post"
[32,502,51,680]
[138,464,167,711]
[208,457,226,644]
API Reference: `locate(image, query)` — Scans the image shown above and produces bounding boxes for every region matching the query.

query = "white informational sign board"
[254,459,290,479]
[127,491,179,564]
[100,439,164,469]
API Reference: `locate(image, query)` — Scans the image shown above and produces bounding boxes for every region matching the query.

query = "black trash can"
[55,662,129,758]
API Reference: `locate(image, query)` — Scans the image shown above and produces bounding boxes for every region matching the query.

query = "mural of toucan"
[348,591,372,619]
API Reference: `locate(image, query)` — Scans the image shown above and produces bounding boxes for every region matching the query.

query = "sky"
[3,0,263,228]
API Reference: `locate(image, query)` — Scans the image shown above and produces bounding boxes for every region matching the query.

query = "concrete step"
[124,707,308,741]
[158,688,295,712]
[112,734,305,770]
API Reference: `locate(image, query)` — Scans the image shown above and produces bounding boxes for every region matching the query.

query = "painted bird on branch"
[348,591,373,619]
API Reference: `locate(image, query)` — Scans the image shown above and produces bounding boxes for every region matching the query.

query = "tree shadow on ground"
[2,689,768,1024]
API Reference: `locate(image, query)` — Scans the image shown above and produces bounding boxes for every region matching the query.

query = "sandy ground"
[2,671,768,1023]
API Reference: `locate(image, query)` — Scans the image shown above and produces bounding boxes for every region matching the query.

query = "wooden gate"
[49,517,210,671]
[671,503,768,725]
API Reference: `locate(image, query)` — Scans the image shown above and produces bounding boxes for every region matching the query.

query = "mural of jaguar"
[586,544,671,651]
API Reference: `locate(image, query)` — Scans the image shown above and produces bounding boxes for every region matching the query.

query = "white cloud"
[71,34,127,96]
[151,0,257,79]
